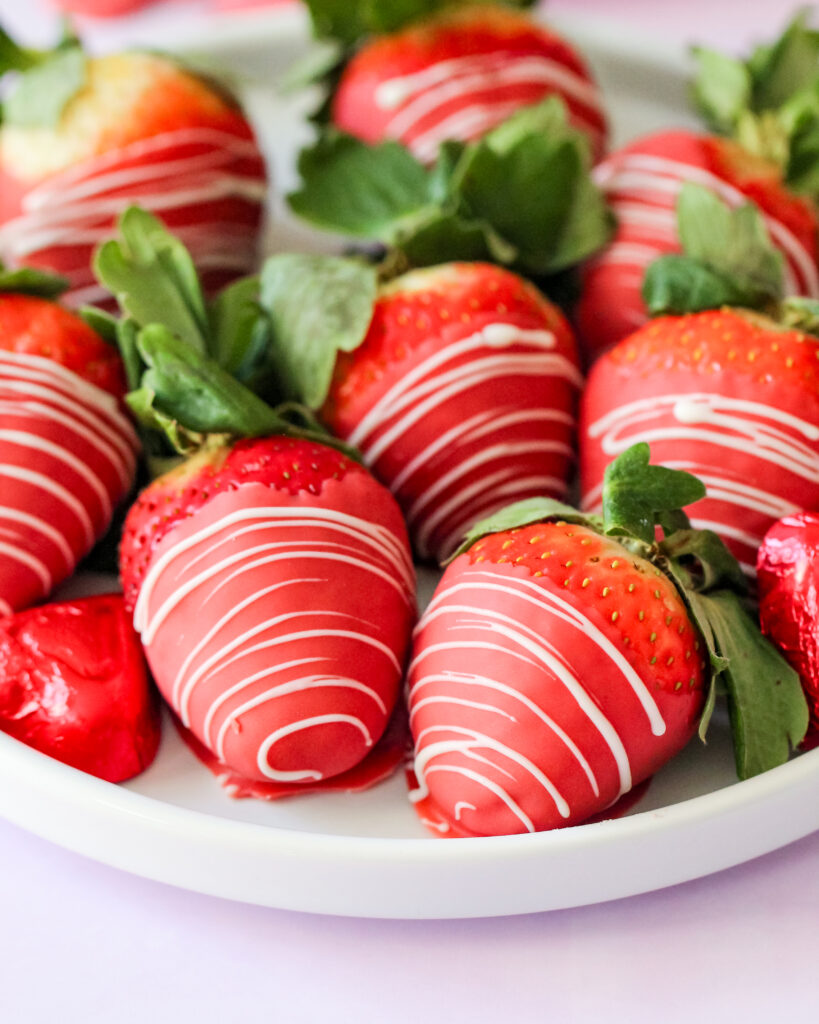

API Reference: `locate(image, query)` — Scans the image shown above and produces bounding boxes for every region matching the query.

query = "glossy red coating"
[758,513,819,747]
[0,594,161,781]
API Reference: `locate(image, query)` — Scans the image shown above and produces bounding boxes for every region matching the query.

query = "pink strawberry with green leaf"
[408,444,807,837]
[580,182,819,577]
[97,208,416,793]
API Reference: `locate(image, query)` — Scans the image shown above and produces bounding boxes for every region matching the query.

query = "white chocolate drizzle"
[0,351,138,610]
[342,323,581,561]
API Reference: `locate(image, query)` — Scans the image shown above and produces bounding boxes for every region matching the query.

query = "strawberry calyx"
[289,96,613,280]
[642,181,786,318]
[452,442,809,780]
[93,206,363,469]
[641,181,819,336]
[691,12,819,200]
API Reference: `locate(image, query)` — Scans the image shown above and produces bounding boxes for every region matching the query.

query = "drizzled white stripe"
[348,325,564,448]
[412,606,633,794]
[344,322,580,560]
[588,392,819,482]
[256,715,374,783]
[0,506,73,569]
[219,674,386,762]
[135,505,414,637]
[0,351,139,446]
[413,726,569,826]
[136,495,412,783]
[0,399,133,490]
[0,353,137,611]
[0,430,113,519]
[0,126,266,304]
[374,51,604,163]
[424,573,666,733]
[0,464,94,546]
[0,540,51,593]
[410,670,599,796]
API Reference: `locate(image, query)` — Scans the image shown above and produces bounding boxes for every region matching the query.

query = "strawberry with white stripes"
[260,259,583,563]
[122,436,415,789]
[97,211,416,792]
[575,131,819,362]
[327,3,608,165]
[408,445,807,837]
[579,185,819,577]
[0,27,266,308]
[0,267,138,616]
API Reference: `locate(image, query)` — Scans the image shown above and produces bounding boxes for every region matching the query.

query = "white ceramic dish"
[1,7,817,920]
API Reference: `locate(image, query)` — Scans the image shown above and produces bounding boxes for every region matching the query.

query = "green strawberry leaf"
[94,207,210,355]
[601,443,706,546]
[289,133,432,238]
[690,13,819,192]
[258,253,377,410]
[446,497,597,563]
[205,275,276,392]
[0,25,42,73]
[747,10,819,113]
[642,256,753,316]
[690,47,752,134]
[0,262,68,298]
[397,210,500,266]
[659,527,748,594]
[289,98,612,275]
[684,589,808,778]
[692,11,819,133]
[129,323,356,458]
[3,45,87,128]
[642,182,784,316]
[779,81,819,196]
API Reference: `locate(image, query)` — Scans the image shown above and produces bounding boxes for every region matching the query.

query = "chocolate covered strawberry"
[326,3,608,165]
[580,186,819,576]
[575,130,819,362]
[408,445,807,837]
[261,257,583,562]
[0,27,266,307]
[0,266,139,616]
[0,594,160,782]
[124,435,415,787]
[758,513,819,747]
[97,209,416,790]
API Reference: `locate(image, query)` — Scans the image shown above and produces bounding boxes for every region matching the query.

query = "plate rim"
[1,9,815,919]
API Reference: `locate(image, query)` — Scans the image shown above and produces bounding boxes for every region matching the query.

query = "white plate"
[1,8,817,920]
